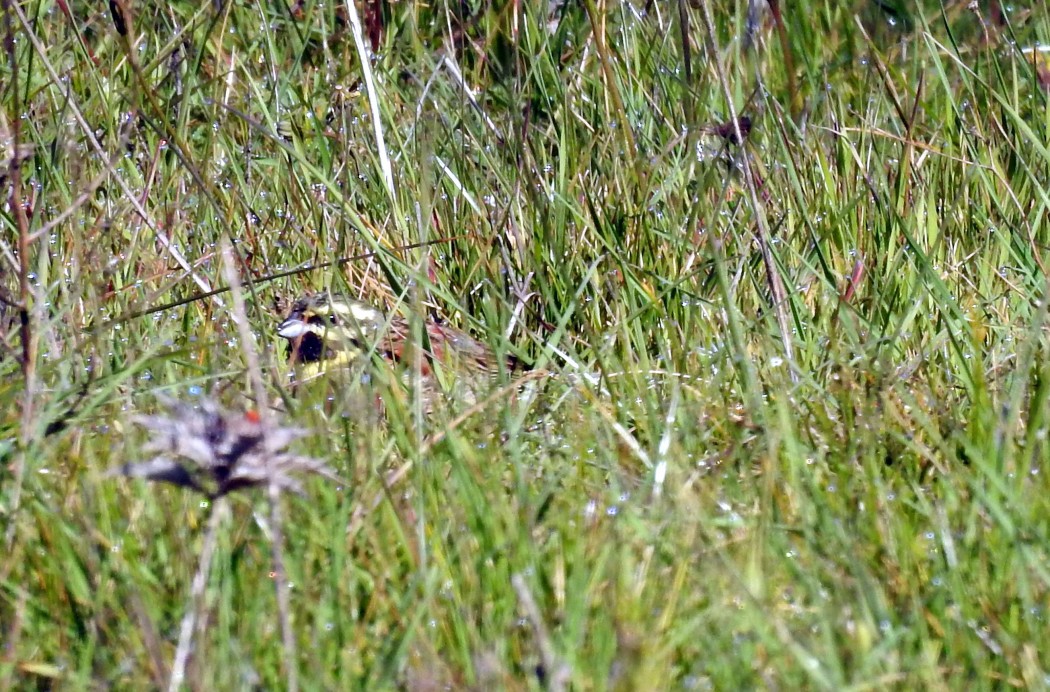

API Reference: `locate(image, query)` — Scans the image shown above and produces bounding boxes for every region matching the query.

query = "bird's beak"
[277,317,308,339]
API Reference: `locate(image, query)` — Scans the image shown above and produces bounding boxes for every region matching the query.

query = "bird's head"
[277,292,387,368]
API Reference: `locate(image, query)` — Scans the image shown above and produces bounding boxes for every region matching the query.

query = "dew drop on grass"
[583,499,597,519]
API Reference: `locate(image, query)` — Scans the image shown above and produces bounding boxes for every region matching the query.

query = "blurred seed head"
[113,397,330,498]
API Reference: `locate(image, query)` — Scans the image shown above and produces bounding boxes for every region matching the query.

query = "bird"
[275,292,521,406]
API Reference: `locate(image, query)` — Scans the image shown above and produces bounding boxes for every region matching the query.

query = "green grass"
[3,0,1050,688]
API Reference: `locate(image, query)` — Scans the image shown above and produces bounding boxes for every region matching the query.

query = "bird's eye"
[328,314,338,325]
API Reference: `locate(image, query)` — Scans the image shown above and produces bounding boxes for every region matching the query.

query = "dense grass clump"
[3,0,1050,688]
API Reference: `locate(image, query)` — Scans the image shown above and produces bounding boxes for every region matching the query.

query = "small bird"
[701,115,752,146]
[276,292,520,404]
